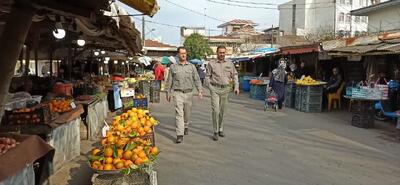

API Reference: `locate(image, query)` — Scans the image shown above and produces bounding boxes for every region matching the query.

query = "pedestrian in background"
[153,61,165,91]
[197,64,206,85]
[205,45,239,141]
[269,59,288,110]
[166,47,203,144]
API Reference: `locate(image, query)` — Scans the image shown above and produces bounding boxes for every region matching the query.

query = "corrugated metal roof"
[322,40,346,51]
[377,43,400,52]
[331,44,384,53]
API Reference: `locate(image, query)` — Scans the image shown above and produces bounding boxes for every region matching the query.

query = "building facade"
[351,0,400,33]
[279,0,371,37]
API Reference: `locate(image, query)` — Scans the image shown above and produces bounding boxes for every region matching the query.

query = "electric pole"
[142,16,145,47]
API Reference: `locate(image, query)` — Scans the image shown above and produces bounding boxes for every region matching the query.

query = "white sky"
[117,0,290,46]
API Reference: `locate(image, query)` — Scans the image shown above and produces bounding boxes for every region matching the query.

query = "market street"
[151,91,400,185]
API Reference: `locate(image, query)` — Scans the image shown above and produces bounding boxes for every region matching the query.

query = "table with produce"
[0,133,54,185]
[294,76,326,113]
[1,98,84,173]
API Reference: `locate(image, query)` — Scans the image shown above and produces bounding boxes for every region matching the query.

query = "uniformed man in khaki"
[166,47,203,144]
[205,45,239,141]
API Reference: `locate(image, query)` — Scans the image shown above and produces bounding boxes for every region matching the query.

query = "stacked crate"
[294,86,303,110]
[285,83,296,108]
[300,85,323,113]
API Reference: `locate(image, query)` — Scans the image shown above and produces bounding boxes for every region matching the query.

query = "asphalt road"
[151,92,400,185]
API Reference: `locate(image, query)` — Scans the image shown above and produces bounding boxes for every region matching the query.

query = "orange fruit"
[142,156,149,163]
[116,140,126,148]
[145,121,152,127]
[138,151,147,158]
[115,161,125,169]
[104,147,113,157]
[105,157,113,164]
[136,146,144,151]
[139,131,146,136]
[92,149,101,156]
[150,147,159,155]
[143,126,151,133]
[131,122,139,129]
[131,154,138,161]
[123,151,133,160]
[113,158,122,165]
[107,136,116,144]
[134,158,143,165]
[103,164,113,170]
[124,160,133,167]
[92,161,101,169]
[117,149,123,158]
[98,165,104,170]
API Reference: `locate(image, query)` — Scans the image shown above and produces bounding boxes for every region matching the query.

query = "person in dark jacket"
[293,61,309,79]
[324,67,343,93]
[269,59,288,109]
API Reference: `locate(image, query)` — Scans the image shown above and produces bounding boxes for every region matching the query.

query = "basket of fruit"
[49,99,76,113]
[6,104,52,125]
[0,137,19,155]
[89,107,160,174]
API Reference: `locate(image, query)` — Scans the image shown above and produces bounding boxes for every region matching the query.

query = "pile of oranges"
[89,108,160,172]
[49,99,73,113]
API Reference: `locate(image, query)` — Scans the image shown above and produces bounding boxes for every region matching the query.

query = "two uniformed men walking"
[166,46,239,143]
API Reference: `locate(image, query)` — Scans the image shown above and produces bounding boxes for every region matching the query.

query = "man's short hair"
[177,46,187,53]
[217,45,226,52]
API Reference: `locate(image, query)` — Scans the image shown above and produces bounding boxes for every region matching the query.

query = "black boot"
[176,135,183,143]
[212,133,218,141]
[218,131,225,137]
[184,128,189,135]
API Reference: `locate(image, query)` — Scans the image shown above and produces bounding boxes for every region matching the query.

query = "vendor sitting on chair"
[324,67,343,94]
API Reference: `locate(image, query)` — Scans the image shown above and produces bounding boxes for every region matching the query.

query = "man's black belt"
[211,83,230,88]
[174,89,193,93]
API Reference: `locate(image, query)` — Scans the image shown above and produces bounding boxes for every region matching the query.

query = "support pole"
[24,46,31,75]
[0,2,35,120]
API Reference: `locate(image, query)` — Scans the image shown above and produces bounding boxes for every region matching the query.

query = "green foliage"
[183,33,213,60]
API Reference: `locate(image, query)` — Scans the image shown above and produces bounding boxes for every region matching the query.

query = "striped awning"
[119,0,160,17]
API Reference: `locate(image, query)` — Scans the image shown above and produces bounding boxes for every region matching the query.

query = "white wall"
[279,0,306,35]
[367,6,400,33]
[279,0,369,37]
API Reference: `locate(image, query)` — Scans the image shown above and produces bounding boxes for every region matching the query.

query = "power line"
[164,0,226,22]
[204,0,335,10]
[134,17,221,32]
[217,0,337,6]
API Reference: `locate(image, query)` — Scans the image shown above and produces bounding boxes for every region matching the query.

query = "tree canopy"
[183,33,213,60]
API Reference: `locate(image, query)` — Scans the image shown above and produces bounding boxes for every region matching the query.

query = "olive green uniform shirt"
[166,62,203,94]
[206,60,239,91]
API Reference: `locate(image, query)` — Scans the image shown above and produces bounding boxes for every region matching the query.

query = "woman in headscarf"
[269,58,288,109]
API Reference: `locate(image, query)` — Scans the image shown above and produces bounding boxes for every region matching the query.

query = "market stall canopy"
[138,56,152,66]
[189,59,203,65]
[280,44,321,55]
[119,0,160,17]
[324,32,400,56]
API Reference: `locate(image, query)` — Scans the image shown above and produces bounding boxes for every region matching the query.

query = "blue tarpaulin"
[189,59,203,65]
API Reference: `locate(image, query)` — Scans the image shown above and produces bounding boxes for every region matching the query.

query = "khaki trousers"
[209,85,231,133]
[173,91,194,136]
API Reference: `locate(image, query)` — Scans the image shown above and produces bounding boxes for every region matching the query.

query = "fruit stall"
[0,133,54,185]
[249,78,270,100]
[89,107,160,184]
[294,76,326,113]
[0,97,84,173]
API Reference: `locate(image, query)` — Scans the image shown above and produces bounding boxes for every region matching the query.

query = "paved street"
[151,92,400,185]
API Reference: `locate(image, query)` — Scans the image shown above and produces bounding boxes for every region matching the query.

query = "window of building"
[355,16,360,23]
[347,0,352,5]
[340,0,346,4]
[339,12,345,22]
[355,31,361,36]
[338,30,345,37]
[346,14,351,23]
[362,16,368,23]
